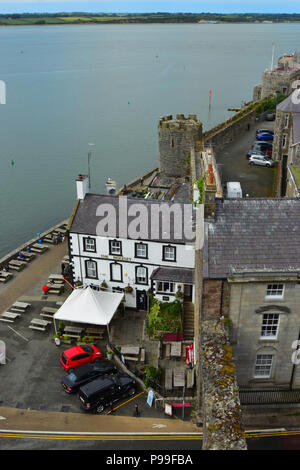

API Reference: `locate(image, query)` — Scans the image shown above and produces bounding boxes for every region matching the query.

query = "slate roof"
[206,198,300,279]
[70,193,195,244]
[151,267,194,284]
[293,113,300,144]
[277,92,300,114]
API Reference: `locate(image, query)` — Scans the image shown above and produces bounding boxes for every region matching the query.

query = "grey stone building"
[253,52,300,100]
[201,197,300,390]
[273,92,300,196]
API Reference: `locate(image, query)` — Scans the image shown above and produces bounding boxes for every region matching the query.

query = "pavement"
[0,406,198,434]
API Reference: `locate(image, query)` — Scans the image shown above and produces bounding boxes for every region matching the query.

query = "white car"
[248,154,274,168]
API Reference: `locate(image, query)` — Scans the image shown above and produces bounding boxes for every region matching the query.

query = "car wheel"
[96,404,105,414]
[266,164,271,168]
[249,162,254,165]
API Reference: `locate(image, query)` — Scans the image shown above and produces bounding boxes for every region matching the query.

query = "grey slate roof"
[293,113,300,144]
[70,193,195,244]
[277,92,300,113]
[151,267,194,284]
[206,198,300,279]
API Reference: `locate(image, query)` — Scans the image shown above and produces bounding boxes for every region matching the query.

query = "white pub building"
[68,175,195,312]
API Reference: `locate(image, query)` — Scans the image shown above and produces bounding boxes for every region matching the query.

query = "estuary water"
[0,23,300,257]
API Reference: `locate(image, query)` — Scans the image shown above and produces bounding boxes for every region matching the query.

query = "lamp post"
[88,143,94,190]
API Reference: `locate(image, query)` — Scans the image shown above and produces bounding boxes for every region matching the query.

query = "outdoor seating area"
[29,317,52,331]
[0,223,68,288]
[0,301,32,323]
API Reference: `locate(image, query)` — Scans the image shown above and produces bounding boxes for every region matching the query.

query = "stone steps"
[183,302,194,339]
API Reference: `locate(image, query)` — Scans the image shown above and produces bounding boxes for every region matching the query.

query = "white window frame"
[110,263,122,282]
[163,245,176,262]
[83,237,96,252]
[260,313,280,339]
[85,260,97,279]
[136,243,147,259]
[136,266,147,285]
[282,134,287,149]
[265,283,284,300]
[254,354,273,378]
[284,113,289,128]
[110,240,121,256]
[156,281,175,293]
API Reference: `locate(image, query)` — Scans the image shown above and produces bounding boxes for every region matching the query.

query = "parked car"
[226,182,242,198]
[256,129,274,137]
[60,345,102,372]
[78,372,137,413]
[248,154,274,168]
[246,141,273,159]
[61,359,117,393]
[256,132,274,141]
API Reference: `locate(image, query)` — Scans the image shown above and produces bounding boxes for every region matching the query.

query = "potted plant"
[125,285,133,294]
[63,335,72,345]
[101,280,108,290]
[175,290,184,300]
[75,280,83,287]
[106,350,114,360]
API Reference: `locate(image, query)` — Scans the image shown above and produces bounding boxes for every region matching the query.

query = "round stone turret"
[158,114,202,177]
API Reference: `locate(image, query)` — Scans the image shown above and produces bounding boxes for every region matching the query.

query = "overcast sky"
[0,0,299,14]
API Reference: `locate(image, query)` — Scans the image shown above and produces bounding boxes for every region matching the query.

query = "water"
[0,23,300,257]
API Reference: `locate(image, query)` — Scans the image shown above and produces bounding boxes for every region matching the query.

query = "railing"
[239,389,300,405]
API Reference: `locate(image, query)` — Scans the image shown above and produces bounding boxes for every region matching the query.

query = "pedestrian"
[4,264,9,272]
[109,401,114,414]
[135,404,139,417]
[26,246,31,253]
[61,263,65,275]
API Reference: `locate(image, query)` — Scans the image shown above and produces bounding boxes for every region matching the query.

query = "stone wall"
[203,108,257,160]
[201,319,247,450]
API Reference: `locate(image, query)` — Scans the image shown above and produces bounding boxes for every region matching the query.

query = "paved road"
[216,120,275,198]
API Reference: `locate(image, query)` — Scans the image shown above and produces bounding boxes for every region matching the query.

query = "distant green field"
[0,13,300,26]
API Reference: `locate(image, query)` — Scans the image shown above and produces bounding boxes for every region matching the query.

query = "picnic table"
[32,243,49,253]
[29,318,51,331]
[40,306,58,318]
[0,272,13,283]
[0,312,21,322]
[9,260,26,271]
[20,251,36,261]
[49,274,64,281]
[85,327,105,339]
[170,342,182,358]
[10,302,31,312]
[121,346,140,362]
[63,325,84,337]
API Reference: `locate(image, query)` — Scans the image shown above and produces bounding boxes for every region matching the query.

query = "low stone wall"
[0,218,69,269]
[200,319,247,450]
[203,108,256,159]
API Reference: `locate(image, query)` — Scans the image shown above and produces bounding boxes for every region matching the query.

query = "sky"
[0,0,299,14]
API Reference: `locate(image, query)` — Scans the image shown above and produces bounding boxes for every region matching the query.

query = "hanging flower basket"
[125,285,133,294]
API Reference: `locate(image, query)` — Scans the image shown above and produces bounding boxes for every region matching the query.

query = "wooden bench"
[123,356,139,362]
[0,317,14,323]
[29,325,46,331]
[1,312,21,320]
[41,307,58,314]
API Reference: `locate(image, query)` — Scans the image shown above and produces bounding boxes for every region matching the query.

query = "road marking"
[152,424,167,429]
[0,431,202,441]
[106,391,145,414]
[7,326,29,342]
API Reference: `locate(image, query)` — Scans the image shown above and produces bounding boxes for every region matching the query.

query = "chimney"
[76,174,89,200]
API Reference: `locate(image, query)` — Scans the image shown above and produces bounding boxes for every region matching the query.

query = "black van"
[78,372,137,413]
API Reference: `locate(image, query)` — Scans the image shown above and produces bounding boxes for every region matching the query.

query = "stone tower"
[158,114,203,177]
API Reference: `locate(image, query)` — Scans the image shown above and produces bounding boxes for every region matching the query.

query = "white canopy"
[53,286,124,326]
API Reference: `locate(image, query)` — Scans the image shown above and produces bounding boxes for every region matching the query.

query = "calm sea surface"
[0,23,300,257]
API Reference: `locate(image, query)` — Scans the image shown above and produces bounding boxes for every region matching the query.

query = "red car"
[60,345,102,372]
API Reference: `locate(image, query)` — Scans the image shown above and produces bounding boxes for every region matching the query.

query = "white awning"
[53,286,124,326]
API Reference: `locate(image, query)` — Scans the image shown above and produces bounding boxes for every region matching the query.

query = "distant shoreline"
[1,13,300,26]
[1,21,300,27]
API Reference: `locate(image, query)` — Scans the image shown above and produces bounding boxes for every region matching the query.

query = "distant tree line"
[0,12,300,24]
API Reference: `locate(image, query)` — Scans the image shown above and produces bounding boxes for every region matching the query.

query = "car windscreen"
[81,345,94,353]
[68,373,78,382]
[61,353,67,364]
